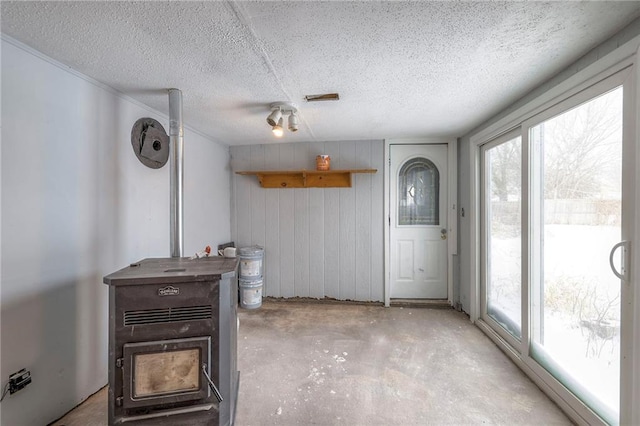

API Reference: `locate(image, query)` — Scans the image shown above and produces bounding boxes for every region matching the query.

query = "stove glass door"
[123,336,212,408]
[133,348,200,398]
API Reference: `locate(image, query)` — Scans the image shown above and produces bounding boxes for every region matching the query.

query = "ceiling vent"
[304,93,340,102]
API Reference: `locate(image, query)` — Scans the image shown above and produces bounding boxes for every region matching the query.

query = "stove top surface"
[103,257,238,286]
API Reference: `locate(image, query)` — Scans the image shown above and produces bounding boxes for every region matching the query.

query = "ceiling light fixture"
[288,111,299,132]
[267,102,298,137]
[266,108,282,127]
[272,117,284,138]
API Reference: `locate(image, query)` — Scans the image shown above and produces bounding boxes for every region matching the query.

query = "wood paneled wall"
[230,140,384,302]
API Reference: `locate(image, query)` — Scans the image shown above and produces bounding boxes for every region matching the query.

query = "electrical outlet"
[9,369,31,394]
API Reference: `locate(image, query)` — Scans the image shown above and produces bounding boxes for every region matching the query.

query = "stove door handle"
[202,364,224,403]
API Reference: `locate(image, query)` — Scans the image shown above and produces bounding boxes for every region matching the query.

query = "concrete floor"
[52,300,572,425]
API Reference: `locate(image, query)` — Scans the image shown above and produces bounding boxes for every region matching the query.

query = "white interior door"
[390,144,448,299]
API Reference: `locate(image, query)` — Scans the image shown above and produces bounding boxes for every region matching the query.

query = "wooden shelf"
[235,169,377,188]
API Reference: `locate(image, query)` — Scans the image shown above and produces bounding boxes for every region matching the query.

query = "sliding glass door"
[529,86,623,423]
[483,132,522,342]
[481,70,631,425]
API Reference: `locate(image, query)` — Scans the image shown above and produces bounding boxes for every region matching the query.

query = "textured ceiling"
[2,1,640,146]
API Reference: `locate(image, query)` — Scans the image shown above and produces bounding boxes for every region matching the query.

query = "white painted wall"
[230,140,384,301]
[0,38,231,425]
[456,18,640,314]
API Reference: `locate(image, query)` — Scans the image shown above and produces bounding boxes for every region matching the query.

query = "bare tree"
[488,88,622,202]
[490,138,521,202]
[542,92,622,200]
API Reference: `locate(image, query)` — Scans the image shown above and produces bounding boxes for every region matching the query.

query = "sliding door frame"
[469,36,640,425]
[479,128,524,353]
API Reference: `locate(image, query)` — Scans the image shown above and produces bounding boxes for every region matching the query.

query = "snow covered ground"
[489,224,620,412]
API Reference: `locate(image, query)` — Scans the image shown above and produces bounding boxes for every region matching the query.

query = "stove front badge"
[158,285,180,296]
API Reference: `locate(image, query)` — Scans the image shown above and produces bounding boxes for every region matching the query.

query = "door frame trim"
[384,138,458,307]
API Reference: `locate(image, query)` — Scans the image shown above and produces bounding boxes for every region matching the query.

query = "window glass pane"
[485,136,522,339]
[530,86,622,422]
[398,158,439,225]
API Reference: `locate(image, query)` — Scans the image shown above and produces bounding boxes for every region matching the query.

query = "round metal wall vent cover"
[131,118,170,169]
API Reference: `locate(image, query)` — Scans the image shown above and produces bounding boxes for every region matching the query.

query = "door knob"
[441,229,447,240]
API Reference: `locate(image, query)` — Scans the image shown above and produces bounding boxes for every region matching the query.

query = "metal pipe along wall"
[169,88,184,257]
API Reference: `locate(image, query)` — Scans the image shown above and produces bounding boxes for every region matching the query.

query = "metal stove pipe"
[169,88,184,257]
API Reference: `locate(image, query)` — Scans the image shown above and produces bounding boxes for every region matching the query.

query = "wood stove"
[103,257,239,425]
